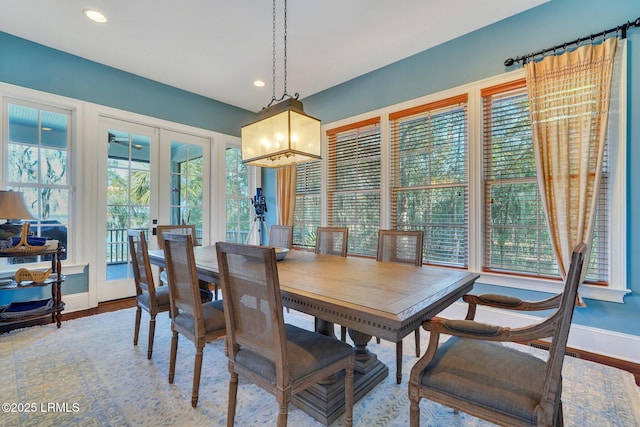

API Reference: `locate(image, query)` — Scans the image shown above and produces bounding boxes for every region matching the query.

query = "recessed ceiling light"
[253,80,266,88]
[83,9,107,23]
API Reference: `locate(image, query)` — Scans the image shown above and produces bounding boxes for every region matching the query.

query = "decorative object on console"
[14,267,52,284]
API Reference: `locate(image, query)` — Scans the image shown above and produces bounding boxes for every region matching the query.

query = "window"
[3,100,71,261]
[482,79,608,283]
[225,146,251,243]
[293,160,321,249]
[389,94,469,267]
[326,118,381,256]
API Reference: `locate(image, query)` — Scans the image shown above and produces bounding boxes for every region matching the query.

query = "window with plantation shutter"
[293,160,321,249]
[482,79,608,283]
[389,94,468,267]
[326,118,381,256]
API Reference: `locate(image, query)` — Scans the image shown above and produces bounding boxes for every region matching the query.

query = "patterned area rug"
[1,308,639,426]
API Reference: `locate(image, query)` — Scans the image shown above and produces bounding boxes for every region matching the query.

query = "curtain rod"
[504,17,640,66]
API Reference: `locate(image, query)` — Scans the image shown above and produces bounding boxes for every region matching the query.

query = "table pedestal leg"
[292,320,388,425]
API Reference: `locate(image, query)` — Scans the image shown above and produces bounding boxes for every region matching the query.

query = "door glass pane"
[106,130,151,280]
[168,141,203,243]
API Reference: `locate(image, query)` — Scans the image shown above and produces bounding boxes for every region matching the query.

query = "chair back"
[157,224,199,249]
[163,233,206,337]
[216,243,287,378]
[376,229,423,266]
[315,227,348,256]
[540,242,586,413]
[128,230,156,298]
[268,225,293,249]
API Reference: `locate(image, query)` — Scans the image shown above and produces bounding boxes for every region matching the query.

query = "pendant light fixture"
[241,0,321,168]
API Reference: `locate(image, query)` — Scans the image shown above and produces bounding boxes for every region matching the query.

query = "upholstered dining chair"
[157,224,216,301]
[216,242,356,427]
[163,233,226,407]
[315,227,349,341]
[128,230,171,359]
[268,224,293,249]
[408,243,587,427]
[376,229,424,384]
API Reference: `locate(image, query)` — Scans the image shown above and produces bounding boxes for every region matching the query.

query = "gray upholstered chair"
[268,224,293,249]
[163,233,226,407]
[376,229,424,384]
[315,227,349,341]
[128,229,171,359]
[157,224,216,301]
[216,242,355,427]
[408,243,587,427]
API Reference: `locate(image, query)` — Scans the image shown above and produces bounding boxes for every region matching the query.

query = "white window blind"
[389,94,469,267]
[326,118,381,256]
[293,160,321,249]
[482,79,608,283]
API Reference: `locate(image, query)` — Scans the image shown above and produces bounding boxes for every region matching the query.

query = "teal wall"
[1,0,638,336]
[0,32,255,136]
[300,0,640,336]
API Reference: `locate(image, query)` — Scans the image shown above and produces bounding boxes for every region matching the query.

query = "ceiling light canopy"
[241,0,321,168]
[83,9,107,23]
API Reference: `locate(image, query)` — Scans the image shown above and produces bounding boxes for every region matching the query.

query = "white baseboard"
[440,301,640,365]
[62,292,95,313]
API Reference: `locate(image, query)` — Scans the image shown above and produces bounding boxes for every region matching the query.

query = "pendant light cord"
[268,0,297,107]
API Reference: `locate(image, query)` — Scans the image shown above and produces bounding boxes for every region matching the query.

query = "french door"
[97,118,210,302]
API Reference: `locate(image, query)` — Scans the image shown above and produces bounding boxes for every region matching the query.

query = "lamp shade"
[241,98,321,168]
[0,190,35,220]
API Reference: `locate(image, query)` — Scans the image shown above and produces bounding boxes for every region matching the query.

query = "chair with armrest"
[268,225,293,249]
[216,242,355,427]
[157,224,216,302]
[163,233,226,407]
[128,229,171,359]
[376,229,424,384]
[408,242,587,427]
[314,227,349,341]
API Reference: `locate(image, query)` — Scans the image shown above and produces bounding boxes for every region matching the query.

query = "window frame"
[315,67,627,303]
[1,93,80,274]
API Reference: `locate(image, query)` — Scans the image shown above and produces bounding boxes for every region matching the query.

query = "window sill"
[477,271,630,304]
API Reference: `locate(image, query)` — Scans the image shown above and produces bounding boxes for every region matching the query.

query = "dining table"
[148,246,479,425]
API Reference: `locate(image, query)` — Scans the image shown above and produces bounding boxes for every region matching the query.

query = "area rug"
[1,308,639,426]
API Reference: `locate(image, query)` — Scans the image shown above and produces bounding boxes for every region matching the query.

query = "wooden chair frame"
[376,229,424,384]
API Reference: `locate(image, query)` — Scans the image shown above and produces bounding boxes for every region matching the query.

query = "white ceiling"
[1,0,547,112]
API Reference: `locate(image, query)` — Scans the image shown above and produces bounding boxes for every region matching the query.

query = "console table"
[0,245,65,333]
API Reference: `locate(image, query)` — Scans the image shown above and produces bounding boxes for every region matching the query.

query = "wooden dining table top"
[148,246,479,342]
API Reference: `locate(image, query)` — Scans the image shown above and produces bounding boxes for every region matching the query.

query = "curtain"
[276,165,297,226]
[525,37,617,304]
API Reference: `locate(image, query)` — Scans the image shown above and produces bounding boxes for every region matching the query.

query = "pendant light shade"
[241,98,321,168]
[241,0,321,168]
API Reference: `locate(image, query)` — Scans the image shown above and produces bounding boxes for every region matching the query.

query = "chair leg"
[344,358,355,427]
[376,337,381,344]
[227,371,238,427]
[341,326,347,342]
[133,306,142,346]
[213,283,219,300]
[169,331,178,384]
[396,341,403,384]
[414,328,420,357]
[276,401,288,427]
[147,315,157,359]
[409,390,420,427]
[191,344,204,407]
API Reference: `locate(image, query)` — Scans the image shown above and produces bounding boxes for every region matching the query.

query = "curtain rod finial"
[504,58,515,67]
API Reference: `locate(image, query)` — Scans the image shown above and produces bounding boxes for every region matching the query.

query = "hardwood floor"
[61,297,640,387]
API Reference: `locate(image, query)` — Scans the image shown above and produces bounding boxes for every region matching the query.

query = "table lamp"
[0,190,36,241]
